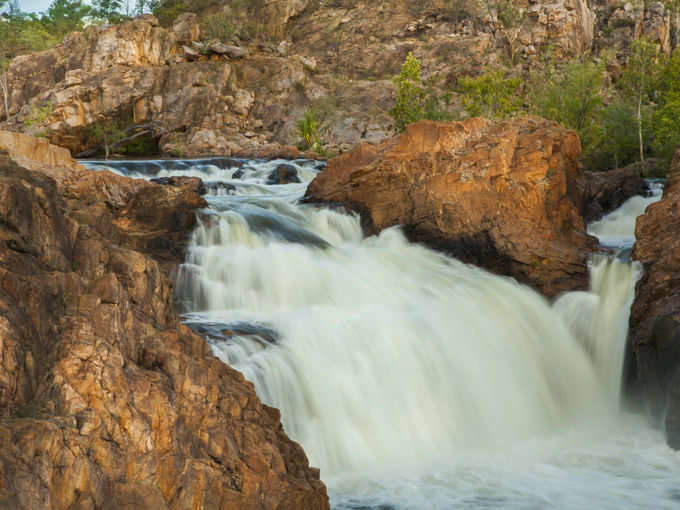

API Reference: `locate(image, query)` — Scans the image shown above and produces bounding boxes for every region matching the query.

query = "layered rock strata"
[305,118,596,297]
[0,131,329,510]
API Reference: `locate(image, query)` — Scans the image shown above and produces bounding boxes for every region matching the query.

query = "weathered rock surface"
[306,118,595,297]
[0,131,329,509]
[582,163,648,222]
[519,0,596,58]
[4,16,286,158]
[629,149,680,448]
[2,1,678,157]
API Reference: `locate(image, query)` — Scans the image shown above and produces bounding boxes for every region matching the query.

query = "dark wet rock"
[188,322,280,345]
[190,157,244,169]
[203,181,236,195]
[268,163,301,185]
[629,149,680,449]
[582,163,649,223]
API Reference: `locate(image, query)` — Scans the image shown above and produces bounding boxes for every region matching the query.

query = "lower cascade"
[85,159,680,509]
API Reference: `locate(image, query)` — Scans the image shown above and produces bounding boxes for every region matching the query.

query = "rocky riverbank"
[630,149,680,448]
[0,131,329,510]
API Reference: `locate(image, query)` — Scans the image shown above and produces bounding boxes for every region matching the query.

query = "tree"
[87,120,127,159]
[0,57,8,122]
[531,59,605,157]
[91,0,124,22]
[651,48,680,162]
[43,0,91,38]
[588,101,640,170]
[390,52,426,132]
[458,70,523,118]
[621,38,658,168]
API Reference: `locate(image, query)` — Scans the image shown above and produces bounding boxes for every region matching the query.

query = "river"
[83,158,679,510]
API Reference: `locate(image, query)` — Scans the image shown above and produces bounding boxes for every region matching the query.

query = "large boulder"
[629,149,680,448]
[0,131,329,509]
[305,118,596,297]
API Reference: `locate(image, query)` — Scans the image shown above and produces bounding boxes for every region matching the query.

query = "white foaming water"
[84,159,680,509]
[588,180,664,248]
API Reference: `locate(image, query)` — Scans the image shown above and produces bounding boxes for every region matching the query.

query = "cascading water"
[83,160,680,509]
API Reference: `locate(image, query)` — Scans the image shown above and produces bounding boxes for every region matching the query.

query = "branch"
[74,124,156,158]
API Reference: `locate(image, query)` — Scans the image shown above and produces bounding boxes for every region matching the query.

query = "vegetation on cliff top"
[389,47,680,174]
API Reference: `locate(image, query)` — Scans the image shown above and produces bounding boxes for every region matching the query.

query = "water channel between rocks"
[83,158,679,510]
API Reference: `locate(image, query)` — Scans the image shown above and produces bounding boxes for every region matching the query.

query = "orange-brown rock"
[629,149,680,449]
[306,118,596,297]
[0,131,329,509]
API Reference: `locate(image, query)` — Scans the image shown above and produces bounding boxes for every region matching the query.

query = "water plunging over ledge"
[83,160,680,510]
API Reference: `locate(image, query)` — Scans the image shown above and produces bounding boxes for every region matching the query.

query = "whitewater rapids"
[83,159,679,510]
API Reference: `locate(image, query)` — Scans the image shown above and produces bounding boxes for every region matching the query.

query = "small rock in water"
[150,176,207,195]
[267,163,301,185]
[203,182,236,195]
[188,322,280,346]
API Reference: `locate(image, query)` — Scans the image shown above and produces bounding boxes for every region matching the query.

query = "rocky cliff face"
[629,150,680,448]
[0,131,329,509]
[6,0,674,158]
[306,117,595,297]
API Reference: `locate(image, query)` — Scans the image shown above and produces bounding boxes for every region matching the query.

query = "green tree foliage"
[588,101,641,171]
[44,0,91,38]
[620,38,658,167]
[91,0,124,22]
[652,48,680,162]
[390,52,426,132]
[87,119,128,158]
[0,9,59,60]
[458,70,522,118]
[297,109,321,152]
[25,101,54,127]
[389,52,454,132]
[201,13,235,41]
[531,60,605,158]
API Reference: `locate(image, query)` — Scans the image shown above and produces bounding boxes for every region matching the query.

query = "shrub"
[458,70,523,118]
[389,52,426,132]
[297,109,323,153]
[201,13,235,41]
[25,101,54,127]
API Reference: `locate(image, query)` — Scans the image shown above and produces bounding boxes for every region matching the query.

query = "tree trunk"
[0,73,8,122]
[637,91,645,173]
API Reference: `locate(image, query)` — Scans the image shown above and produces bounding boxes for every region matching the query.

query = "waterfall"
[83,159,680,510]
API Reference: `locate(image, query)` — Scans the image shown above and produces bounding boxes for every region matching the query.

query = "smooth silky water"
[83,160,679,509]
